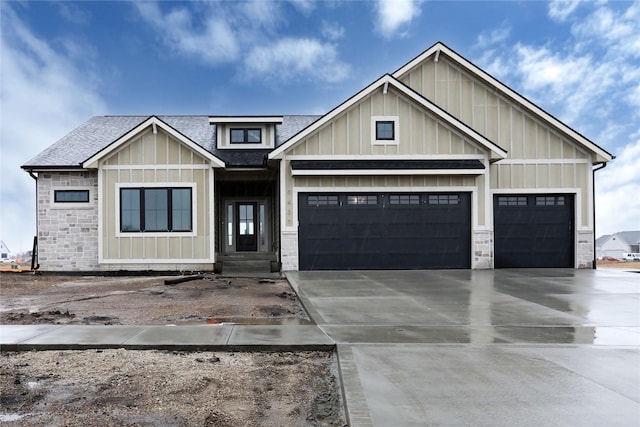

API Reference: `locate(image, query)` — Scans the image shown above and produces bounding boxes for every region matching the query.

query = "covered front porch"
[215,169,279,274]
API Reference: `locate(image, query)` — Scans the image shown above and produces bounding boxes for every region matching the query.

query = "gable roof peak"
[393,42,613,163]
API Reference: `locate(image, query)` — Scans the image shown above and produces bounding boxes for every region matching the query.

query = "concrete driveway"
[286,269,640,426]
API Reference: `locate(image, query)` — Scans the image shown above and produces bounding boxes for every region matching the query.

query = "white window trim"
[218,124,274,149]
[50,186,94,209]
[115,182,198,237]
[371,116,399,145]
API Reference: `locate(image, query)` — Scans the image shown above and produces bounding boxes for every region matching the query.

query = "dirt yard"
[0,274,310,325]
[0,273,345,426]
[596,260,640,269]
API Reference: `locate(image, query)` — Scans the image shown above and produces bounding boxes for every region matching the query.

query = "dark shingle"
[22,115,318,169]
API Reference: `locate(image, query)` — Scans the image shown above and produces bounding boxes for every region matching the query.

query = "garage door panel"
[298,192,471,270]
[494,194,574,268]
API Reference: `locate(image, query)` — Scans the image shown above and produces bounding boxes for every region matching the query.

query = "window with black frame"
[230,128,262,144]
[54,190,90,203]
[120,188,192,232]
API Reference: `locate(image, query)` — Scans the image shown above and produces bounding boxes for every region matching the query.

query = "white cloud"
[375,0,424,39]
[475,23,511,49]
[244,38,351,83]
[548,0,582,22]
[571,2,640,57]
[0,5,106,254]
[55,1,92,25]
[132,1,351,83]
[321,21,345,41]
[595,139,640,235]
[134,2,239,65]
[514,45,589,94]
[287,0,316,16]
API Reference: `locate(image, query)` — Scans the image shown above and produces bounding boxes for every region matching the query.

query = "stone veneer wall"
[277,227,594,272]
[473,231,493,269]
[280,230,299,271]
[576,230,595,269]
[37,172,99,271]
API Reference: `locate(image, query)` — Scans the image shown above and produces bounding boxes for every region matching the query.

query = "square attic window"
[376,121,395,140]
[371,116,399,145]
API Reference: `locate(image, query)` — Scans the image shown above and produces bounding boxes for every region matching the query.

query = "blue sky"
[1,0,639,255]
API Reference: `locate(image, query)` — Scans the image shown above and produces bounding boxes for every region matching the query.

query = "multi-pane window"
[54,190,90,203]
[497,196,527,206]
[230,128,262,144]
[390,194,420,205]
[428,194,459,205]
[120,188,192,232]
[535,196,565,206]
[308,195,339,206]
[375,121,395,140]
[348,195,378,205]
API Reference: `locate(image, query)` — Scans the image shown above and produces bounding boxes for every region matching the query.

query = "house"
[596,231,640,260]
[22,42,614,273]
[0,240,12,262]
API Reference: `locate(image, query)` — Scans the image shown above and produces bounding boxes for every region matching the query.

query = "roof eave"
[81,116,225,169]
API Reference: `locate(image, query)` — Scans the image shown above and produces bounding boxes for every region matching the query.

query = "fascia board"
[268,74,393,160]
[388,76,507,160]
[393,42,613,162]
[82,116,225,169]
[291,169,486,176]
[209,116,283,124]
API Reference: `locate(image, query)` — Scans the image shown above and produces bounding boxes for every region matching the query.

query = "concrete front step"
[219,253,278,274]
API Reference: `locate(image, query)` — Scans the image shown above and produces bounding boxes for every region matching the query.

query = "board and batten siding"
[99,127,214,270]
[289,89,486,157]
[398,55,594,232]
[283,87,488,230]
[280,86,492,270]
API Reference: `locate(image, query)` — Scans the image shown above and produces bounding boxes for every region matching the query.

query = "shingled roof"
[22,115,320,169]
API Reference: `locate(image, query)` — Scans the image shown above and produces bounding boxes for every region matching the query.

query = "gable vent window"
[371,116,399,145]
[376,121,395,140]
[231,128,262,144]
[54,190,90,203]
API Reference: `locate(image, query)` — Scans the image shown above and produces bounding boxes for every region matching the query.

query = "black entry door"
[298,193,471,270]
[494,194,574,268]
[236,202,257,251]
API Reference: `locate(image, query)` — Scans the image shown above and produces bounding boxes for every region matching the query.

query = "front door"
[236,202,257,251]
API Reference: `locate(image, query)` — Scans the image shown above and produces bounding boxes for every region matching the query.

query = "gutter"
[592,161,609,269]
[26,169,40,271]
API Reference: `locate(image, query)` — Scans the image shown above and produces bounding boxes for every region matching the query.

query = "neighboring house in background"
[596,231,640,259]
[0,240,13,262]
[22,42,614,273]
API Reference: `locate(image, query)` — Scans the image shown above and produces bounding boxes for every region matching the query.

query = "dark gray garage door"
[494,194,574,268]
[298,192,471,270]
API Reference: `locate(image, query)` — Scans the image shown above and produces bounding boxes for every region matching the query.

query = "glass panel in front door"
[236,203,257,251]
